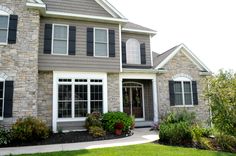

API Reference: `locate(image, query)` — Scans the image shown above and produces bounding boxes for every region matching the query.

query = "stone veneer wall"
[37,71,53,128]
[157,50,210,124]
[0,1,40,127]
[107,73,120,112]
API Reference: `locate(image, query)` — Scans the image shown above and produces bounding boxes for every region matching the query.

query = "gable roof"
[122,22,157,35]
[153,44,211,72]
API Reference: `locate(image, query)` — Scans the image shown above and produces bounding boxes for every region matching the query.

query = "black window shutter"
[122,41,126,64]
[8,15,18,44]
[169,81,175,106]
[140,43,146,64]
[69,26,76,55]
[109,30,115,57]
[4,81,14,118]
[44,24,52,54]
[192,81,199,105]
[87,28,94,56]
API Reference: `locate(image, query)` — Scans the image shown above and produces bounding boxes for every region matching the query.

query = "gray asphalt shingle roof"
[153,45,180,68]
[123,22,156,32]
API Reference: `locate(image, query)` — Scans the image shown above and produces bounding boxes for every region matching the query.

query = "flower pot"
[115,129,122,135]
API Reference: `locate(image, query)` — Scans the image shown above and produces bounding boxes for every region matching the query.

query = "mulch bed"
[0,131,131,148]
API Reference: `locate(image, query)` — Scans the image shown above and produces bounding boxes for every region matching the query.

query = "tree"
[205,70,236,136]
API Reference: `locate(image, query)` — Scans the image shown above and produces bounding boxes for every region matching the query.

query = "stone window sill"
[171,105,194,108]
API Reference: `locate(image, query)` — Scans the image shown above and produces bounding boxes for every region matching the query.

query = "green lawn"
[19,143,236,156]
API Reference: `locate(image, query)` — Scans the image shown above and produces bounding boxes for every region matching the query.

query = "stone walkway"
[0,128,159,155]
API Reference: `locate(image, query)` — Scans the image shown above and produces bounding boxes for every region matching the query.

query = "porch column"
[152,79,158,123]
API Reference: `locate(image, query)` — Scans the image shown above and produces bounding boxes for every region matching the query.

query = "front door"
[123,82,144,120]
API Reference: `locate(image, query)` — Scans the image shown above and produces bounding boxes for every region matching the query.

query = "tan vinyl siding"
[122,32,152,67]
[39,17,120,72]
[43,0,113,18]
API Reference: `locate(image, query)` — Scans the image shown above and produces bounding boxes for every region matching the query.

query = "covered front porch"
[119,73,158,127]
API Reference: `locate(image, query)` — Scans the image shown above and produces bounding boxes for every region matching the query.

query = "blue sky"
[108,0,236,73]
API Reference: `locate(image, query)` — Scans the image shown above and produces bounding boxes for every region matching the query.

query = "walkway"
[0,128,159,155]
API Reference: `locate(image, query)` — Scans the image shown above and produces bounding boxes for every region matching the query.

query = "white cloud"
[108,0,236,72]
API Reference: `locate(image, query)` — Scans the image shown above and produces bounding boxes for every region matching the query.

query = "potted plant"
[114,122,124,135]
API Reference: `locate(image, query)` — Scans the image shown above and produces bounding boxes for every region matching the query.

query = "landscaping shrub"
[102,112,132,132]
[0,128,12,145]
[159,121,193,145]
[216,134,236,153]
[12,117,50,142]
[164,110,196,125]
[85,112,102,130]
[159,110,197,145]
[89,126,106,137]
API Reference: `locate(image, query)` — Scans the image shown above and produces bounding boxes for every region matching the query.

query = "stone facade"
[157,50,210,124]
[37,71,53,128]
[107,73,120,112]
[0,1,40,126]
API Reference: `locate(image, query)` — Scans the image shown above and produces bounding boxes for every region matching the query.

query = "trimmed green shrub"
[102,112,132,132]
[12,117,50,142]
[89,126,106,137]
[216,134,236,153]
[164,110,196,125]
[85,112,102,130]
[159,121,193,145]
[0,128,12,145]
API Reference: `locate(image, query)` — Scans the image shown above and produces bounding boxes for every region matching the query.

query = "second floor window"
[0,15,9,44]
[94,28,108,57]
[126,38,141,64]
[52,24,69,55]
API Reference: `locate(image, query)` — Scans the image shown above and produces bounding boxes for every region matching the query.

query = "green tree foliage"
[205,70,236,136]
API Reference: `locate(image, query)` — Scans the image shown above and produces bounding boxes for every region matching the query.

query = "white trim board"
[155,43,211,72]
[122,28,157,35]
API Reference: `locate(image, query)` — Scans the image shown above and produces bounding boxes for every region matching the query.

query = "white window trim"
[0,78,5,120]
[0,11,10,45]
[53,71,108,132]
[126,38,141,65]
[172,77,194,107]
[93,27,109,58]
[51,24,69,56]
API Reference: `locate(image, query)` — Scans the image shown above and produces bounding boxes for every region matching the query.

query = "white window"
[0,11,9,44]
[0,80,4,120]
[173,77,193,106]
[57,78,104,119]
[94,28,108,57]
[126,38,141,64]
[52,24,69,55]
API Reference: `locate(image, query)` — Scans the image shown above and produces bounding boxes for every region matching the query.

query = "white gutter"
[122,28,157,35]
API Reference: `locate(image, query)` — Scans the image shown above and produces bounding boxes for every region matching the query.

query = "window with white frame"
[52,24,69,55]
[0,81,4,119]
[173,78,193,106]
[0,14,9,44]
[94,28,108,57]
[126,38,141,64]
[57,78,103,119]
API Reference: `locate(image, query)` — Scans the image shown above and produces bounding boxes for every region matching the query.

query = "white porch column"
[152,79,158,123]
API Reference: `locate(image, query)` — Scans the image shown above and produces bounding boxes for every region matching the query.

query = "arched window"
[126,38,141,64]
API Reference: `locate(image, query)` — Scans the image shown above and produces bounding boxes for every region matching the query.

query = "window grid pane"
[0,29,7,43]
[58,85,72,118]
[174,81,183,105]
[53,25,68,54]
[95,29,108,57]
[90,85,103,113]
[0,16,8,28]
[184,82,193,105]
[75,85,88,117]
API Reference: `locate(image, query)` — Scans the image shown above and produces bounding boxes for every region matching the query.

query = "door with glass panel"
[123,82,144,120]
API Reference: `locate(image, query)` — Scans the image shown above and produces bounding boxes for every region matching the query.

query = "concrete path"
[0,128,159,156]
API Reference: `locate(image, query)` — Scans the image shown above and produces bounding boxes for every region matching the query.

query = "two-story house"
[0,0,211,132]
